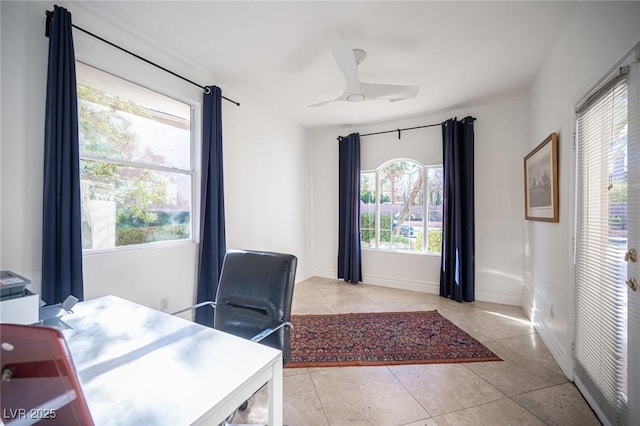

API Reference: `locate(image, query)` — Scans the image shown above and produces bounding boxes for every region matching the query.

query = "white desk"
[61,295,283,425]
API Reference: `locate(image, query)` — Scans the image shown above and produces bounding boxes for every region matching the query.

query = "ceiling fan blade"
[329,38,361,94]
[308,99,337,108]
[308,91,350,107]
[308,79,354,107]
[361,82,419,101]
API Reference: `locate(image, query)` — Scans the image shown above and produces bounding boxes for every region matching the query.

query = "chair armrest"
[250,321,293,343]
[169,301,216,316]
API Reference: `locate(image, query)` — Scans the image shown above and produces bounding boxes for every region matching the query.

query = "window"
[76,62,193,250]
[360,159,443,254]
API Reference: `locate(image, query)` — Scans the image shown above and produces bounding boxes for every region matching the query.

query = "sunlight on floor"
[483,310,533,325]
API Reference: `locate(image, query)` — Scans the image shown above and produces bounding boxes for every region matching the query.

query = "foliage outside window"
[360,160,443,254]
[76,62,193,250]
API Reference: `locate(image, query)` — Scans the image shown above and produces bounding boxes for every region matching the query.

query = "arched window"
[360,159,443,254]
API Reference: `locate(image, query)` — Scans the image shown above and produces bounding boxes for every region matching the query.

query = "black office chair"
[172,249,297,424]
[173,249,297,363]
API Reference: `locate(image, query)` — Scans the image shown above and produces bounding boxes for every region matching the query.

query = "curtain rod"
[337,122,440,141]
[337,116,476,141]
[45,10,240,107]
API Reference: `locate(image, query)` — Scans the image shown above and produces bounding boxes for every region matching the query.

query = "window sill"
[361,247,441,257]
[82,239,196,256]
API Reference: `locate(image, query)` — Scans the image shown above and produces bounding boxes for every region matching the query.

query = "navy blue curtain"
[42,6,84,304]
[195,86,226,327]
[440,117,475,302]
[337,133,362,283]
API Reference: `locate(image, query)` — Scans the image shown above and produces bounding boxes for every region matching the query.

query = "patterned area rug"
[287,310,501,368]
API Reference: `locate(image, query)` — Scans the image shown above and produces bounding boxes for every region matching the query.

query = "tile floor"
[231,277,600,426]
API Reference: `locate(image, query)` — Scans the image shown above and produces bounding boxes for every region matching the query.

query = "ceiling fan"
[309,40,419,107]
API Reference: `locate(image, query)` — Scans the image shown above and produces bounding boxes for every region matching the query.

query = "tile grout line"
[385,365,435,422]
[460,362,568,425]
[306,368,333,426]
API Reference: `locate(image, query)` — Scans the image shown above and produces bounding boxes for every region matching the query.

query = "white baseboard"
[313,268,337,280]
[475,288,522,306]
[363,274,440,294]
[312,268,522,305]
[534,317,573,379]
[313,268,439,294]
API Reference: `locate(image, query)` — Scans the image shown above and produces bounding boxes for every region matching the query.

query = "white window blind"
[575,75,628,425]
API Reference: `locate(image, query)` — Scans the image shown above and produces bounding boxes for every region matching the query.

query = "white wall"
[0,1,310,311]
[524,1,640,377]
[312,98,527,305]
[1,1,49,295]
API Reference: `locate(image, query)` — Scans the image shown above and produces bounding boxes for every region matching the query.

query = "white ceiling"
[71,1,577,130]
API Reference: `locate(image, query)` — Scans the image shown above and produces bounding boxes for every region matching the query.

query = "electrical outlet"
[160,296,169,312]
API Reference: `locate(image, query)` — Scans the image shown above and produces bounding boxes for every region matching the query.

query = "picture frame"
[524,133,559,222]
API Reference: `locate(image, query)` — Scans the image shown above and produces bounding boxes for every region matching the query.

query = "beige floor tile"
[310,278,355,295]
[401,419,438,426]
[431,299,477,316]
[243,278,598,425]
[389,363,504,417]
[362,285,443,312]
[309,366,429,426]
[513,383,601,426]
[284,371,330,426]
[320,291,384,313]
[284,366,308,377]
[491,333,565,376]
[433,313,496,343]
[433,398,545,426]
[443,310,535,341]
[292,285,337,315]
[230,373,330,426]
[464,353,567,396]
[472,300,530,319]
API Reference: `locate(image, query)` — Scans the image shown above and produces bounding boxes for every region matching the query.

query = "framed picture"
[524,133,559,222]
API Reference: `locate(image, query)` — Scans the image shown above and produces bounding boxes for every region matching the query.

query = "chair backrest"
[214,249,297,363]
[0,324,94,425]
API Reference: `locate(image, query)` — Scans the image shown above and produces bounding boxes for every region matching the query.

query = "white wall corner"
[475,270,524,306]
[295,270,314,284]
[521,283,535,321]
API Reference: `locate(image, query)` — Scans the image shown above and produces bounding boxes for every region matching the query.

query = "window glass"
[77,62,193,250]
[360,172,376,248]
[361,160,442,254]
[426,167,444,253]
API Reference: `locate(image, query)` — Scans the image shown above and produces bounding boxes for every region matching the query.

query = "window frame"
[76,60,198,254]
[361,158,443,255]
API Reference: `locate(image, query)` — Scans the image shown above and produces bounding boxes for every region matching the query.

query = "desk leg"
[268,357,283,426]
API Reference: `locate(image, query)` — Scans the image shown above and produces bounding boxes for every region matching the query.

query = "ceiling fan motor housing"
[353,49,367,65]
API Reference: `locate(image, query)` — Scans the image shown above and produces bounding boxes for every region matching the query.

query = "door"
[574,46,639,426]
[625,52,639,426]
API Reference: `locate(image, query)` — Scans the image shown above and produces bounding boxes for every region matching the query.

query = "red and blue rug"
[287,310,501,368]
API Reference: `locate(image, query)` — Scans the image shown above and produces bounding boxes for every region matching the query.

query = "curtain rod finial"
[45,10,53,38]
